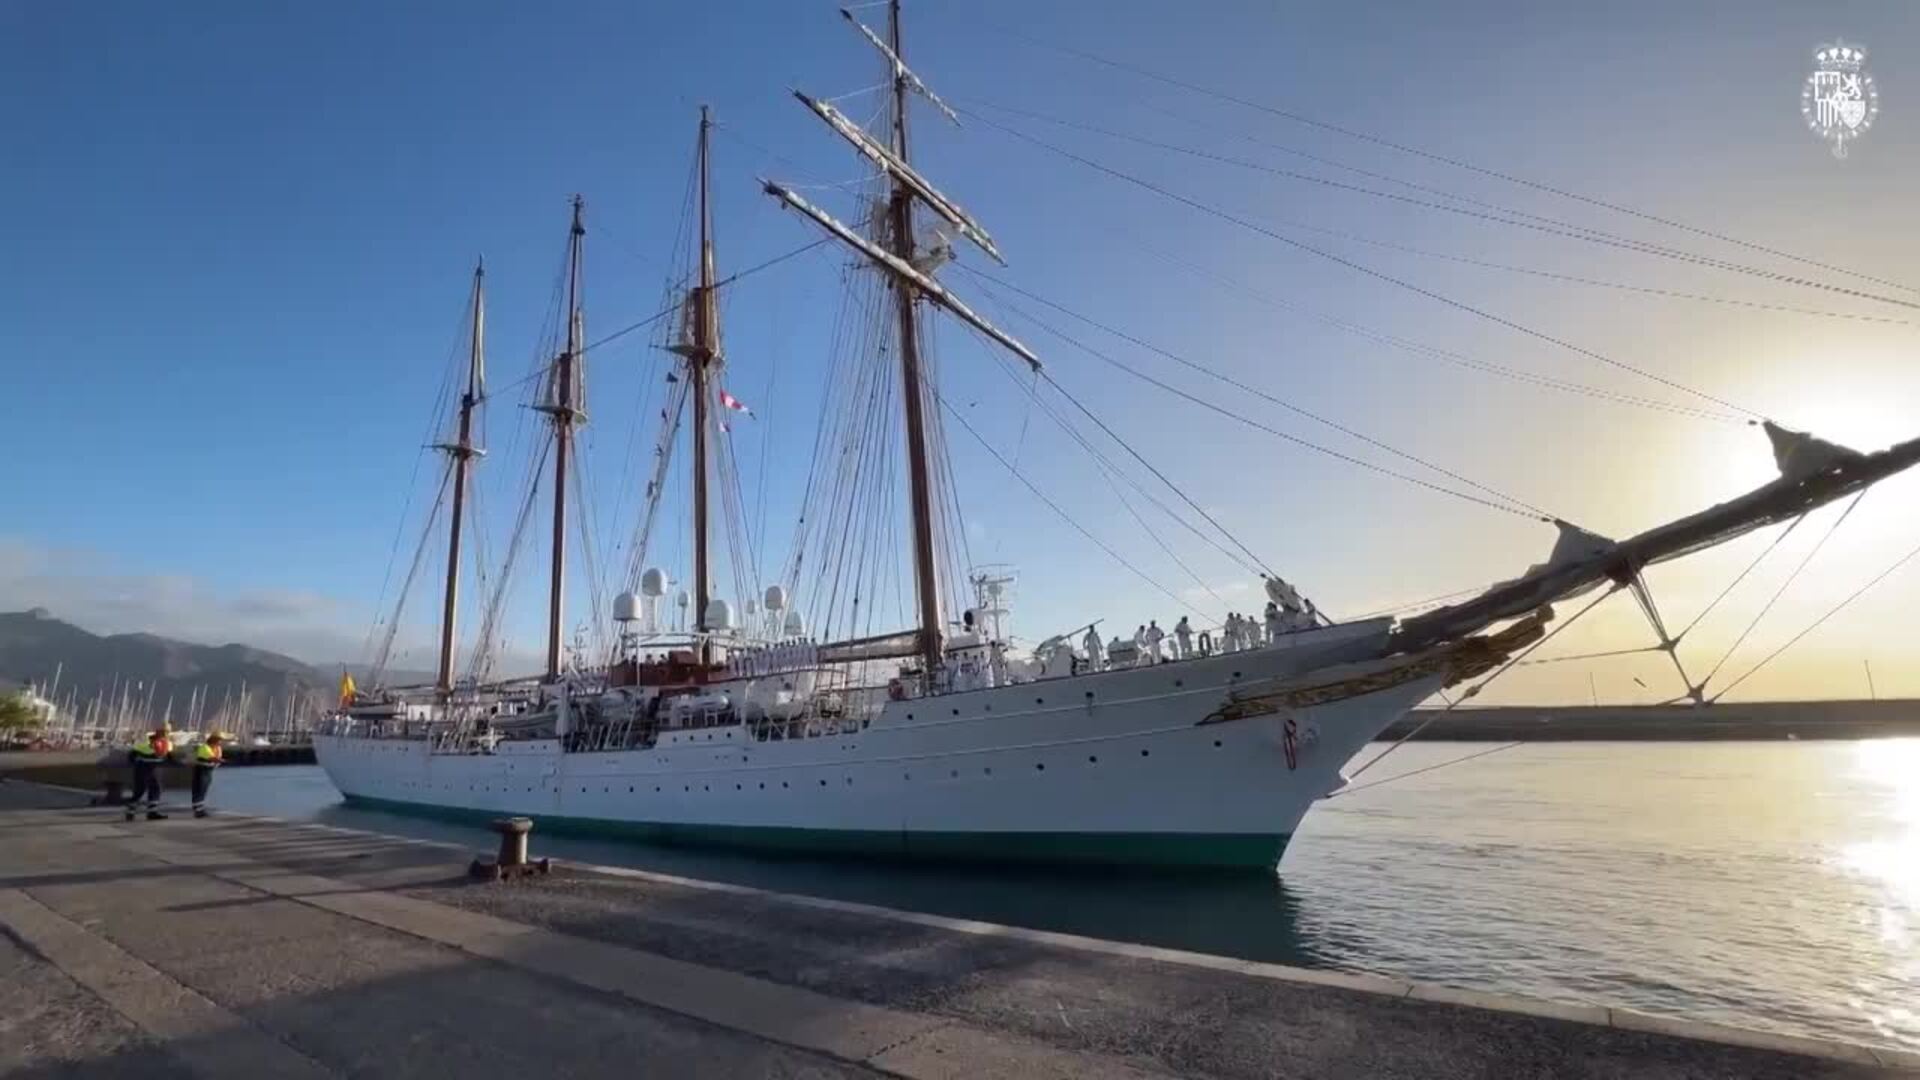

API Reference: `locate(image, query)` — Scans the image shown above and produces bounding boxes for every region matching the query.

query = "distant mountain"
[0,608,328,730]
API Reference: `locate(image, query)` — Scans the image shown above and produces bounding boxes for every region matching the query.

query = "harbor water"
[202,738,1919,1053]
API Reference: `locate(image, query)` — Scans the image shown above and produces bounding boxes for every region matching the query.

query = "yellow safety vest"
[132,736,170,761]
[195,743,223,764]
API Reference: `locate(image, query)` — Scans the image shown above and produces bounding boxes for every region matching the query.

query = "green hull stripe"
[342,794,1288,870]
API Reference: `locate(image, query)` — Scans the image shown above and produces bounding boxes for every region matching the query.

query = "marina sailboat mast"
[540,197,588,678]
[667,108,722,669]
[434,259,486,697]
[767,0,1038,681]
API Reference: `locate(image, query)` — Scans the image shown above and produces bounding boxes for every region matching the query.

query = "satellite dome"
[675,589,690,609]
[763,584,788,612]
[613,591,641,623]
[640,567,667,597]
[782,609,806,636]
[704,599,734,630]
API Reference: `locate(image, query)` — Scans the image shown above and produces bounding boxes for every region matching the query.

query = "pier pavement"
[0,779,1911,1079]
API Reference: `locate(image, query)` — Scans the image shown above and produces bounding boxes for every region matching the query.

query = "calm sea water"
[206,740,1920,1052]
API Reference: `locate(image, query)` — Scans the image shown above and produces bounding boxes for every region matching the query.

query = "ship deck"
[0,780,1907,1079]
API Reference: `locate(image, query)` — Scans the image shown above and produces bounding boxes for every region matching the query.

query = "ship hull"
[317,623,1432,870]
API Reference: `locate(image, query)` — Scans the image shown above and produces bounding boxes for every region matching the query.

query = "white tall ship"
[317,3,1920,870]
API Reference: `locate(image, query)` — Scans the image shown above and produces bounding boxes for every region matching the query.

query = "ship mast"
[764,0,1039,678]
[434,260,485,697]
[885,0,943,678]
[690,108,719,668]
[543,197,587,679]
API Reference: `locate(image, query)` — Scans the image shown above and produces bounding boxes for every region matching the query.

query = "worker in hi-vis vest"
[125,725,173,821]
[191,733,225,818]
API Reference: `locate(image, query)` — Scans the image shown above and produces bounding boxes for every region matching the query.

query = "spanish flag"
[338,671,357,709]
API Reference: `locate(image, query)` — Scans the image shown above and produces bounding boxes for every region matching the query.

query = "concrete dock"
[1,780,1911,1079]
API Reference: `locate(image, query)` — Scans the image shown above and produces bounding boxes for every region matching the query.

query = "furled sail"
[794,90,1004,265]
[841,8,962,127]
[1393,424,1920,652]
[763,180,1041,370]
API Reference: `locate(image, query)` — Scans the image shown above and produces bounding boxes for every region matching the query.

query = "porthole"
[782,781,789,789]
[1174,679,1184,688]
[950,770,959,779]
[1035,762,1046,772]
[735,784,742,791]
[1141,749,1150,758]
[984,767,992,776]
[1088,755,1098,763]
[1084,691,1094,700]
[759,782,765,789]
[951,708,960,716]
[819,779,827,786]
[1213,740,1222,748]
[1035,697,1045,705]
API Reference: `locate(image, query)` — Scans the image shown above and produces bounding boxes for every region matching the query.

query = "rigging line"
[960,264,1554,519]
[1317,243,1918,326]
[488,238,835,403]
[1345,583,1621,782]
[969,310,1233,614]
[957,296,1265,575]
[979,282,1548,522]
[371,465,455,684]
[1518,646,1663,667]
[1698,492,1868,691]
[1128,239,1744,424]
[1674,515,1808,642]
[973,21,1918,297]
[965,109,1768,421]
[961,99,1920,313]
[1333,742,1528,798]
[1343,583,1502,621]
[934,387,1205,618]
[1712,529,1920,702]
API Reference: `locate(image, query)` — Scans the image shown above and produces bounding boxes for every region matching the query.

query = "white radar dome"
[764,584,788,612]
[675,589,690,609]
[782,609,806,636]
[640,567,667,597]
[613,591,641,623]
[704,599,734,630]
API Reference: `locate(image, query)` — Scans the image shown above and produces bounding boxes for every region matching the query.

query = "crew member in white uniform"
[1173,616,1192,659]
[1143,620,1165,663]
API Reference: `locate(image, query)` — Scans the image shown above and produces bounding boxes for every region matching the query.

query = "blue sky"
[4,1,1918,702]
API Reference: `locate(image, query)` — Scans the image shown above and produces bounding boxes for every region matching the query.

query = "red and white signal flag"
[718,389,754,418]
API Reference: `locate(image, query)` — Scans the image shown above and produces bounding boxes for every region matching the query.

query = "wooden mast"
[886,0,943,679]
[435,259,485,697]
[546,196,586,678]
[692,107,717,668]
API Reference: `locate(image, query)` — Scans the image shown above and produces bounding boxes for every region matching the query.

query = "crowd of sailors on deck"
[733,638,820,678]
[1081,575,1319,672]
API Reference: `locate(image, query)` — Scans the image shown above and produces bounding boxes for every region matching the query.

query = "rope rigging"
[959,264,1557,520]
[971,275,1551,522]
[972,19,1918,298]
[1126,238,1746,424]
[963,108,1769,423]
[1695,493,1868,694]
[963,99,1920,315]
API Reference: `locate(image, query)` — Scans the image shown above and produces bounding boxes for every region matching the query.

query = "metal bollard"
[469,817,549,881]
[493,817,532,866]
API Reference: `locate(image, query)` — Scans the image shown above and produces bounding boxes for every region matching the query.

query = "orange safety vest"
[195,742,223,765]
